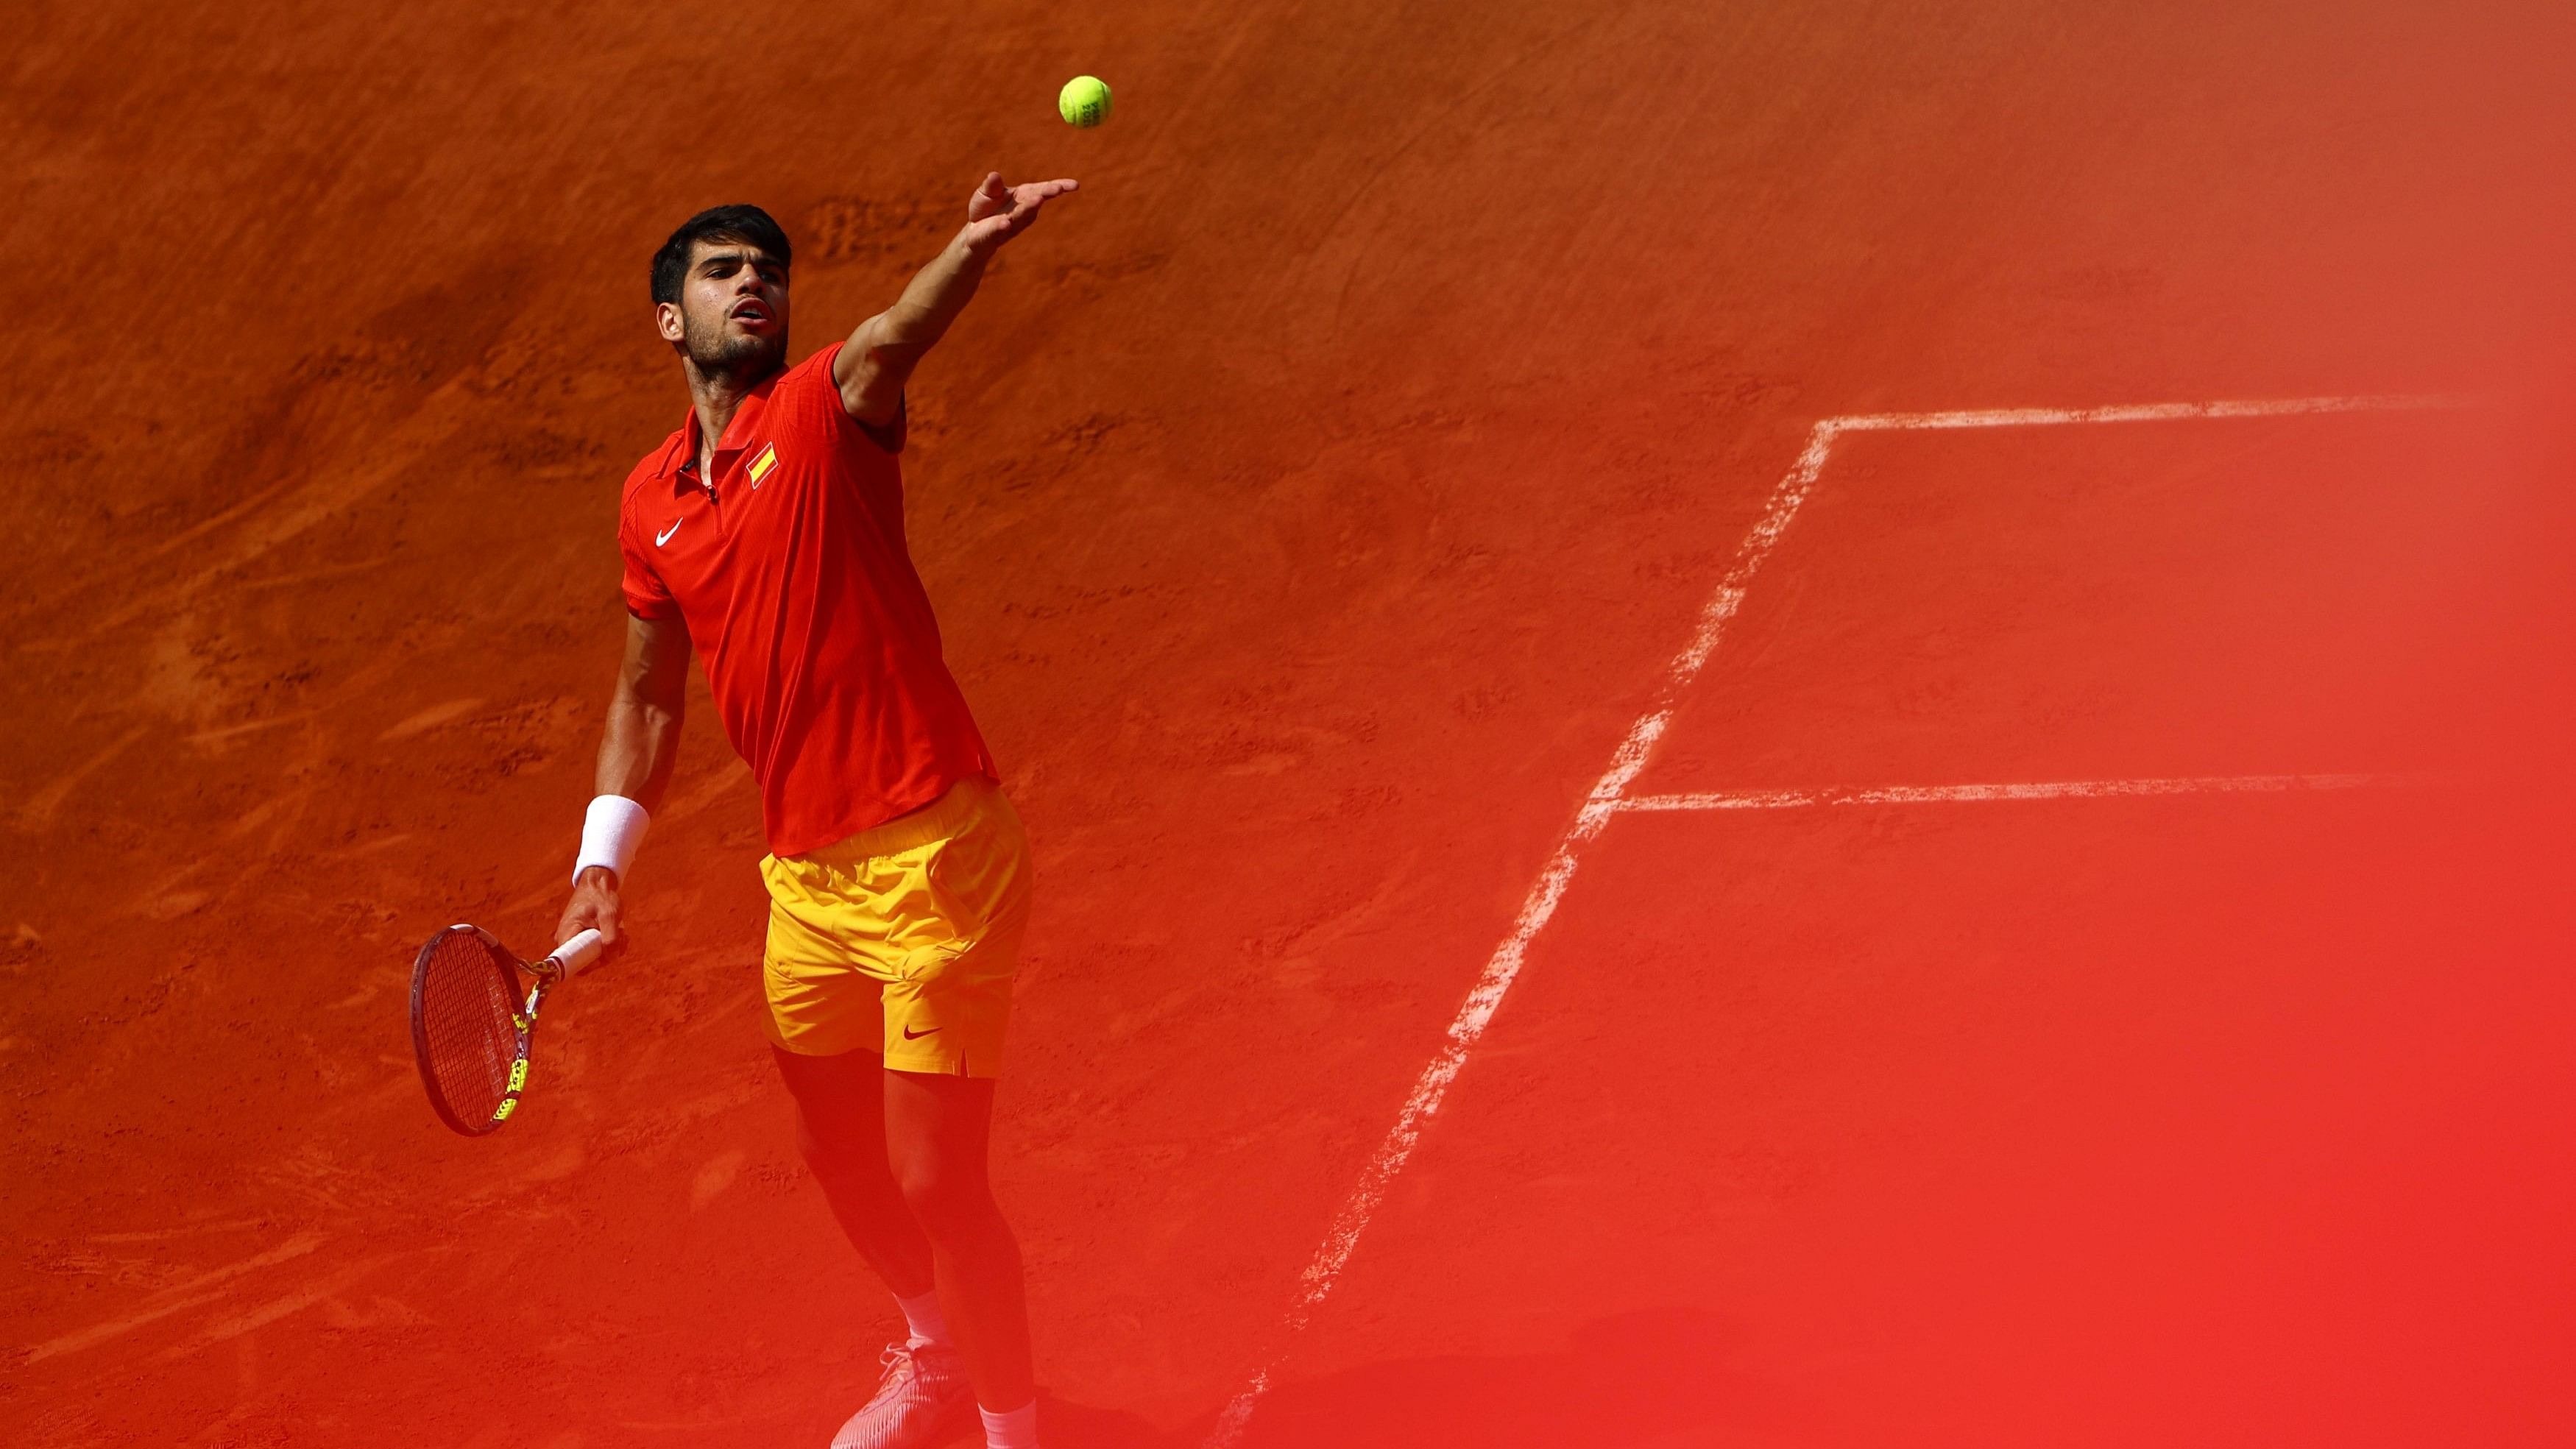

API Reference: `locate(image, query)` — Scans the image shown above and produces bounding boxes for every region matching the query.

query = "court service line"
[1200,393,2457,1447]
[1618,772,2423,812]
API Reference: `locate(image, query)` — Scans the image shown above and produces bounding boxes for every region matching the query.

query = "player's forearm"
[868,231,993,360]
[594,689,682,813]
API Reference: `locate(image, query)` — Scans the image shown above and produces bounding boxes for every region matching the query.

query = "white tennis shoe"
[831,1342,974,1449]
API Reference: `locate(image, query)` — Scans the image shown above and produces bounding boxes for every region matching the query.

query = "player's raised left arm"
[834,171,1079,428]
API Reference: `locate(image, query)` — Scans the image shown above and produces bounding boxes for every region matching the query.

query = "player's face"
[662,238,790,380]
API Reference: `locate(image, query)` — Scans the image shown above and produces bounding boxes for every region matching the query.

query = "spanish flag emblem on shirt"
[747,441,780,489]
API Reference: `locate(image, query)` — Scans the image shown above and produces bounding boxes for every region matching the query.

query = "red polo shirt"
[617,342,998,858]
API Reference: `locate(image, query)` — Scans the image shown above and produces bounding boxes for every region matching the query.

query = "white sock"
[979,1400,1038,1449]
[894,1287,952,1352]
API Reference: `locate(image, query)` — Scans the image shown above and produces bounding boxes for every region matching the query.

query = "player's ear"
[655,301,685,345]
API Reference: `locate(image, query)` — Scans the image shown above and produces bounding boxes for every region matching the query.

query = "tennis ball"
[1058,75,1112,128]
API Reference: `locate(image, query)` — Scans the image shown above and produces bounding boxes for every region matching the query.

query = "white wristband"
[573,795,651,886]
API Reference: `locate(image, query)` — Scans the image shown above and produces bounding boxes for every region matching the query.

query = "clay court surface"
[4,1,2573,1445]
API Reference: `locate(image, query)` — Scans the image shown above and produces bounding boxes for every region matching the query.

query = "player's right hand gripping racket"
[409,925,604,1136]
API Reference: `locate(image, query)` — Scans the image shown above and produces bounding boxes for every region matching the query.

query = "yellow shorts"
[759,776,1032,1076]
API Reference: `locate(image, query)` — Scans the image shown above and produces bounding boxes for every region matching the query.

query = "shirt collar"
[653,366,782,488]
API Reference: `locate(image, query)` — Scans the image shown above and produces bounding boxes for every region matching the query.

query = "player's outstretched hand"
[555,866,626,960]
[962,171,1078,257]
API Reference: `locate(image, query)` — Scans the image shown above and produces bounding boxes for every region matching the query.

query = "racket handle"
[547,929,606,979]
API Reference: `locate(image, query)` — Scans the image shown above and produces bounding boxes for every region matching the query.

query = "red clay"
[3,1,2571,1445]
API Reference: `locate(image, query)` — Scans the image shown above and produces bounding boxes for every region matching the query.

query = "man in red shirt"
[554,172,1076,1449]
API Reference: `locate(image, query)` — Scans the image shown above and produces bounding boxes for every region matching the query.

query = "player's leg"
[765,844,980,1449]
[884,1069,1035,1422]
[770,1044,934,1299]
[778,1041,978,1449]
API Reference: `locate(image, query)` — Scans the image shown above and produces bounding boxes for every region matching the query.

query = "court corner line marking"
[1200,392,2456,1447]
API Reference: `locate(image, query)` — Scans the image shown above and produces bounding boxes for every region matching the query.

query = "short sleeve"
[618,506,681,620]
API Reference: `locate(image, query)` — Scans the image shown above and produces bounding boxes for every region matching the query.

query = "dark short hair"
[650,205,792,305]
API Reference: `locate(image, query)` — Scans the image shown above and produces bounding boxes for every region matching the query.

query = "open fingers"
[963,175,1080,249]
[1011,180,1079,223]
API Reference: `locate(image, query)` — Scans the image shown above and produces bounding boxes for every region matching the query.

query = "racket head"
[410,924,528,1137]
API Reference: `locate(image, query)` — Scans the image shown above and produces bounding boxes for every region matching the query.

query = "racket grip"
[548,929,606,979]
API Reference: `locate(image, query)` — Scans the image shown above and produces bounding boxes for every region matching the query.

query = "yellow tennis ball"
[1058,75,1112,128]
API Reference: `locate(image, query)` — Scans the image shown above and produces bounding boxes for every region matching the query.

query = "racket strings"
[418,934,520,1122]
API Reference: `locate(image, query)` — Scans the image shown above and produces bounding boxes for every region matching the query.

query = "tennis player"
[553,172,1076,1449]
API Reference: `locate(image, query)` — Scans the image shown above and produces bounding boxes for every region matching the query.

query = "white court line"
[1829,392,2468,432]
[1200,392,2469,1447]
[1618,773,2422,812]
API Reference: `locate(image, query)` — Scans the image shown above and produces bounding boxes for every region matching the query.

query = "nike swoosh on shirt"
[655,520,682,547]
[902,1025,941,1040]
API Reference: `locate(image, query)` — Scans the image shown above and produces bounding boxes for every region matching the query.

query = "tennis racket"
[409,924,604,1136]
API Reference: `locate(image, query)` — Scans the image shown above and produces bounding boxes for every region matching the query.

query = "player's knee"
[895,1155,992,1234]
[894,1156,953,1219]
